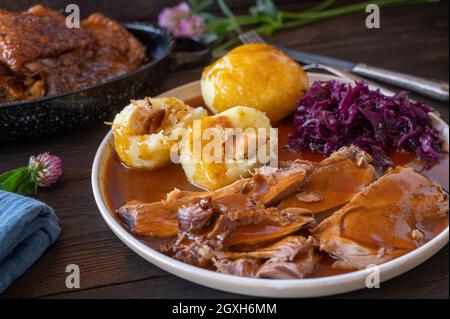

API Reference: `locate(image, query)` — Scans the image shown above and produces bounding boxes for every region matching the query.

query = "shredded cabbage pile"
[287,80,443,168]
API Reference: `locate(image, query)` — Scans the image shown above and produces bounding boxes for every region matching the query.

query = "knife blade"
[275,45,449,103]
[275,45,356,71]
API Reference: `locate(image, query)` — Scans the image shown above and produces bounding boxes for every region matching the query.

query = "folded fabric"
[0,190,61,294]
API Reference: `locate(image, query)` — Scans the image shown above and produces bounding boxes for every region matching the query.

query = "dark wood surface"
[0,0,448,299]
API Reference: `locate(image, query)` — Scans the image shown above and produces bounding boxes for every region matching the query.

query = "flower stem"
[276,17,320,30]
[223,0,438,36]
[304,0,336,13]
[0,167,36,195]
[217,0,242,33]
[212,37,239,57]
[281,0,439,20]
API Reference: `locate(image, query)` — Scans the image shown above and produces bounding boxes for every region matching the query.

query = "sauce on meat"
[102,96,449,278]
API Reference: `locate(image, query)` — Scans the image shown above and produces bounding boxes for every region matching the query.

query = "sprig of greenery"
[194,0,439,57]
[0,167,37,195]
[217,0,242,33]
[0,152,62,196]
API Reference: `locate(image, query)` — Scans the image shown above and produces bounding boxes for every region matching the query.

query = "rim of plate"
[91,73,449,298]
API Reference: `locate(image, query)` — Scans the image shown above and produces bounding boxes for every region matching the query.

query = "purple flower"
[177,15,205,37]
[158,2,191,31]
[28,152,62,187]
[158,2,205,38]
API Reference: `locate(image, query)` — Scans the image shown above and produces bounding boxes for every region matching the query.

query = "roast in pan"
[0,5,210,144]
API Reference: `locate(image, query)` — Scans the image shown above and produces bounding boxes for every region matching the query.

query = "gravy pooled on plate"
[103,96,449,279]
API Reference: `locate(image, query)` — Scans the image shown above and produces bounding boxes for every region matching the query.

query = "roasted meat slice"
[217,236,312,261]
[312,166,449,270]
[164,189,209,211]
[256,248,320,279]
[205,194,266,247]
[0,5,95,73]
[177,194,265,241]
[239,160,314,206]
[165,159,313,209]
[226,207,315,248]
[215,236,320,279]
[118,160,315,267]
[120,158,315,241]
[116,193,212,240]
[178,197,214,234]
[163,193,315,266]
[117,201,178,238]
[214,258,260,277]
[278,146,376,213]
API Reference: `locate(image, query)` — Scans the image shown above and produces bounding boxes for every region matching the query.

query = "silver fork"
[239,30,449,102]
[238,30,265,45]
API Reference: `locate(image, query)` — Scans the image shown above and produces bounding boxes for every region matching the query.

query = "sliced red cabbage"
[287,80,444,168]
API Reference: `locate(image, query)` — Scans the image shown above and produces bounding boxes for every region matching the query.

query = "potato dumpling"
[113,97,207,170]
[201,43,308,124]
[179,106,274,190]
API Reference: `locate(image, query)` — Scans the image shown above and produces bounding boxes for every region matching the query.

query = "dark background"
[0,0,448,299]
[1,0,448,81]
[4,0,316,20]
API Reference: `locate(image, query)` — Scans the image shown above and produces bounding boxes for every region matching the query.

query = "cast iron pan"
[0,23,211,144]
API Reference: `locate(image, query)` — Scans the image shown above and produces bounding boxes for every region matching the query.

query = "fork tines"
[239,30,266,44]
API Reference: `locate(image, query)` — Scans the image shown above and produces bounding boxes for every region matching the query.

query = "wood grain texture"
[0,0,448,299]
[0,0,306,20]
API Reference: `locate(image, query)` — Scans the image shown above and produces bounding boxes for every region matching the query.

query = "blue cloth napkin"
[0,190,61,294]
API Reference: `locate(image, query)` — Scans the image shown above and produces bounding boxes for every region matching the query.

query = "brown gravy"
[103,96,449,278]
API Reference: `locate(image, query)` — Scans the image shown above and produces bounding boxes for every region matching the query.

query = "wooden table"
[1,0,448,299]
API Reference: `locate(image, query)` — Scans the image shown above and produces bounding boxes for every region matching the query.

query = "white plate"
[92,73,449,298]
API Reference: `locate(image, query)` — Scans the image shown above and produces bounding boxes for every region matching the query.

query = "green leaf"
[256,24,278,36]
[0,168,21,183]
[217,0,242,33]
[205,19,233,35]
[0,166,37,196]
[15,172,35,196]
[0,167,28,189]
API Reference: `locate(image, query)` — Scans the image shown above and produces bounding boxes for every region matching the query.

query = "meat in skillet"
[83,13,145,70]
[0,5,95,73]
[312,166,449,270]
[0,5,146,103]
